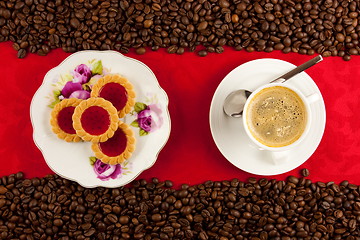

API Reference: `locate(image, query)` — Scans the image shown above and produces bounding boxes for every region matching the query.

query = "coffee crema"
[246,86,307,148]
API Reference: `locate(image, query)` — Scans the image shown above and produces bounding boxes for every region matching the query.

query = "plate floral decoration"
[131,95,164,136]
[48,60,164,181]
[49,60,106,107]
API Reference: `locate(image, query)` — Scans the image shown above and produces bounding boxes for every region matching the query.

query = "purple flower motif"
[137,104,163,132]
[61,81,82,98]
[137,108,152,132]
[72,64,92,84]
[93,159,122,181]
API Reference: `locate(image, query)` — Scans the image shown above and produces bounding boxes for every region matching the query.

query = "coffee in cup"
[243,84,310,150]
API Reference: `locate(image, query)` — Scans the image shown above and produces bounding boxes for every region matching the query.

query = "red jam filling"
[98,128,127,157]
[99,82,128,111]
[80,106,110,135]
[57,106,76,134]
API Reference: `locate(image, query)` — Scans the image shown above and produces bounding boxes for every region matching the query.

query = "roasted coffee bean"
[301,168,310,177]
[288,176,299,185]
[176,47,185,55]
[0,199,6,208]
[119,215,129,224]
[135,47,146,55]
[0,186,8,194]
[167,45,178,54]
[1,0,356,59]
[1,173,360,238]
[164,180,173,188]
[198,50,208,57]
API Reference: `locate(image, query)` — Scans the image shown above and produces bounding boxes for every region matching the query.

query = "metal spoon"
[223,55,323,118]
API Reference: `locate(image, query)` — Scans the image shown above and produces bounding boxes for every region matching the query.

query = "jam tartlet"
[91,74,136,118]
[72,98,119,142]
[92,121,136,165]
[50,98,83,142]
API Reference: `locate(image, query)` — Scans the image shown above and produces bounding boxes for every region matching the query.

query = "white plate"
[30,50,171,188]
[210,58,326,175]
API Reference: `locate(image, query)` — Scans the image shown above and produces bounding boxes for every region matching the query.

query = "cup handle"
[270,151,289,165]
[257,147,289,165]
[306,93,320,104]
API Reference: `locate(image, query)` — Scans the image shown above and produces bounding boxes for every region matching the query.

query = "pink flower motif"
[68,90,90,99]
[93,159,122,181]
[61,81,82,98]
[137,108,152,132]
[137,104,163,132]
[72,64,92,84]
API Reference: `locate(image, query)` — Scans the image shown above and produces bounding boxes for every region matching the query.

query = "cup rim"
[242,83,312,152]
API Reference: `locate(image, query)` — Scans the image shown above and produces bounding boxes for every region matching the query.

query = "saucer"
[30,51,171,188]
[209,58,326,176]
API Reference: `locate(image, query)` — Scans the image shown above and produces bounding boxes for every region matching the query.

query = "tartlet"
[91,74,136,118]
[72,97,119,142]
[50,98,83,142]
[92,121,136,165]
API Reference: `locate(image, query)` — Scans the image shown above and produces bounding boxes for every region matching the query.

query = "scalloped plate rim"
[30,50,171,188]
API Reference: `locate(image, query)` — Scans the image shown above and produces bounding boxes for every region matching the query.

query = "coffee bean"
[176,47,185,55]
[3,0,357,59]
[164,180,173,188]
[151,213,162,222]
[0,199,6,208]
[84,228,96,237]
[199,231,209,240]
[198,50,208,57]
[135,47,146,55]
[0,186,8,194]
[288,176,299,185]
[167,45,178,54]
[119,215,129,224]
[215,46,224,54]
[70,18,80,29]
[197,21,208,31]
[53,219,63,227]
[1,172,360,238]
[301,168,310,177]
[102,204,112,214]
[343,55,351,61]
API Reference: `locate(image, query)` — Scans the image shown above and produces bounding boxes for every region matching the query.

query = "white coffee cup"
[242,83,318,164]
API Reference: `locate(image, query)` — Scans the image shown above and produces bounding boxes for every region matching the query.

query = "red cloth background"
[1,41,360,187]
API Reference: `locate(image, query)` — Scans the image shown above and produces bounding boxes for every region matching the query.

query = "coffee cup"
[242,83,318,163]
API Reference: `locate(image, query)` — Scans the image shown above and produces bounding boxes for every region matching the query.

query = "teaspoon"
[223,55,323,118]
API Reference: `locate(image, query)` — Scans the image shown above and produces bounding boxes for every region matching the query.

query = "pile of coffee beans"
[0,172,359,240]
[0,0,359,60]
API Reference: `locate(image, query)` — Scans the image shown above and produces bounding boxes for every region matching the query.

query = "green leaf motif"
[139,129,150,136]
[92,60,103,75]
[130,120,139,128]
[89,156,97,166]
[134,102,147,113]
[61,74,74,83]
[48,98,60,108]
[53,89,61,96]
[48,89,62,108]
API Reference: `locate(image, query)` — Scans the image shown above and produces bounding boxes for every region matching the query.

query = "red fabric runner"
[1,41,360,187]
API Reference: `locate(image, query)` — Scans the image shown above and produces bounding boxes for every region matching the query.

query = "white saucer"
[209,58,326,176]
[30,51,171,188]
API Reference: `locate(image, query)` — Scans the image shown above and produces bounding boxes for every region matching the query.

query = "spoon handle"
[270,55,323,83]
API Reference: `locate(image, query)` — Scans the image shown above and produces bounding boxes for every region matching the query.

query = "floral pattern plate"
[30,51,171,188]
